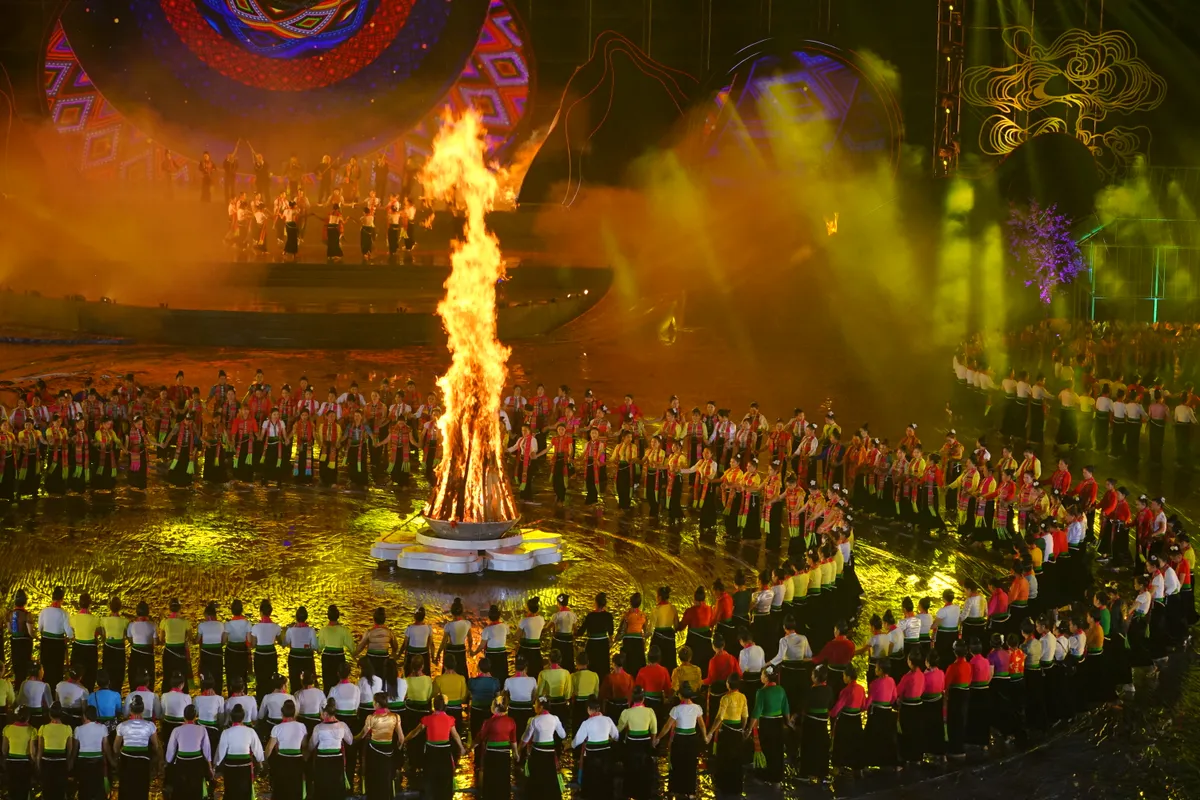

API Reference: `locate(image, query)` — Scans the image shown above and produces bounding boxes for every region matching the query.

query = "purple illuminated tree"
[1006,200,1086,303]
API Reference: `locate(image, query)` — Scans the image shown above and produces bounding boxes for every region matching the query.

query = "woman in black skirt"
[922,649,947,759]
[115,695,159,800]
[166,414,200,487]
[312,701,353,800]
[705,679,747,795]
[656,684,707,796]
[965,638,992,747]
[800,664,832,782]
[897,651,926,765]
[579,593,614,683]
[864,659,899,768]
[749,666,789,784]
[830,663,865,774]
[945,641,971,758]
[326,205,344,262]
[403,695,466,800]
[258,409,289,486]
[230,408,257,483]
[359,693,401,800]
[476,695,518,800]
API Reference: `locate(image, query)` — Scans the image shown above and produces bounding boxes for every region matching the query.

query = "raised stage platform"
[0,262,610,348]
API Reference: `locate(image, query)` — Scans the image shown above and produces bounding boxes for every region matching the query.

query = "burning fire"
[421,108,518,524]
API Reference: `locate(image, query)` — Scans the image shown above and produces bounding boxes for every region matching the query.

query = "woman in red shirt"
[829,663,865,773]
[944,641,972,758]
[403,696,465,800]
[475,696,517,800]
[677,587,716,679]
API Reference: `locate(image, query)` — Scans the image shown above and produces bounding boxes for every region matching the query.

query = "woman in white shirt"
[309,701,353,800]
[225,600,252,694]
[400,608,432,672]
[436,598,474,678]
[517,598,546,678]
[265,699,308,800]
[294,672,327,735]
[126,602,157,694]
[114,695,160,800]
[284,607,318,694]
[656,685,707,798]
[197,602,227,695]
[475,605,510,684]
[1126,577,1154,670]
[75,706,110,800]
[251,600,282,705]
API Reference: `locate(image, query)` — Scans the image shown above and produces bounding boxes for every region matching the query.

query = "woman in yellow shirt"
[2,706,35,800]
[670,647,702,698]
[102,598,129,694]
[35,703,74,800]
[706,683,747,795]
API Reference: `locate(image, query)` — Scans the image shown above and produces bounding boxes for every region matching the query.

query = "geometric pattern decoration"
[962,26,1167,179]
[159,0,412,90]
[383,0,532,162]
[43,0,533,182]
[195,0,377,59]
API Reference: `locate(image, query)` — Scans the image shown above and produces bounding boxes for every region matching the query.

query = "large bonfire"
[421,109,519,524]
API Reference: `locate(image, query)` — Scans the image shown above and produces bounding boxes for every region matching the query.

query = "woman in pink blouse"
[896,652,926,765]
[863,660,899,768]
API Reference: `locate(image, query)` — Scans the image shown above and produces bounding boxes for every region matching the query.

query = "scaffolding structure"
[933,0,965,177]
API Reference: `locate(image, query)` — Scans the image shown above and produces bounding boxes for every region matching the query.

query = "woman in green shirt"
[748,665,791,786]
[159,599,192,694]
[318,605,355,694]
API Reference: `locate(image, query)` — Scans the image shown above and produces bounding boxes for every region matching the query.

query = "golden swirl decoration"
[961,26,1166,177]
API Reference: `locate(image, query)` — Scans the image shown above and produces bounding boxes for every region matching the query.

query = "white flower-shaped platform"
[371,527,563,574]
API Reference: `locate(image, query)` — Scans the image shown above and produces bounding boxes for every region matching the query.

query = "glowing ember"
[421,108,518,524]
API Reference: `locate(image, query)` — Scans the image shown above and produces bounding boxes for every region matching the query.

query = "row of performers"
[227,192,418,263]
[0,408,440,497]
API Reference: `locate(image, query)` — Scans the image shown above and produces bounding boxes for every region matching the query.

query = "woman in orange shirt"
[617,593,648,677]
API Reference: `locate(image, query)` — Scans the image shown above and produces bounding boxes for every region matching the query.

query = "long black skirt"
[831,710,863,768]
[668,732,700,794]
[757,716,785,783]
[898,701,924,762]
[946,688,969,755]
[172,754,208,800]
[481,746,513,800]
[524,745,561,800]
[864,707,899,767]
[365,739,396,800]
[119,752,152,800]
[75,755,106,800]
[923,696,945,756]
[799,714,830,780]
[623,738,655,800]
[966,685,990,746]
[713,724,744,793]
[620,635,645,678]
[313,752,345,800]
[128,645,155,691]
[579,744,612,800]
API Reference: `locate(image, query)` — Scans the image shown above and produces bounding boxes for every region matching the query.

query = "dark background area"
[2,0,1198,171]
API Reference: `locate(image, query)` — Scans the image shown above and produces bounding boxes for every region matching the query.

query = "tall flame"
[421,108,518,523]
